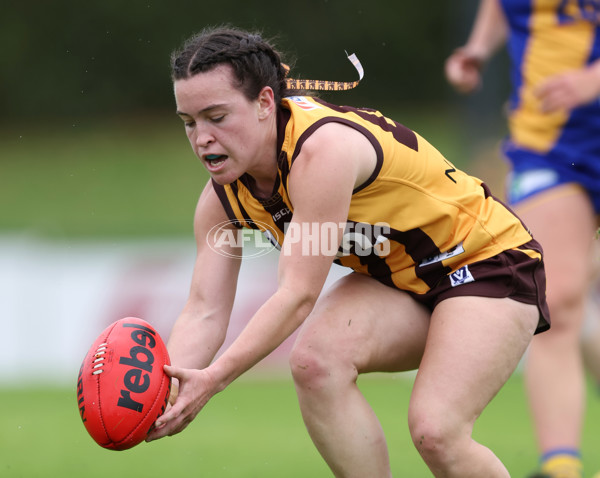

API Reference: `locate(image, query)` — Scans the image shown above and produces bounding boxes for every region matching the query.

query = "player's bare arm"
[207,122,377,387]
[147,123,376,440]
[445,0,508,94]
[168,180,241,369]
[159,180,241,406]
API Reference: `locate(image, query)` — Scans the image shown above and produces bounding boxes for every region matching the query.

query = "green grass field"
[0,116,203,238]
[3,115,599,477]
[2,373,600,477]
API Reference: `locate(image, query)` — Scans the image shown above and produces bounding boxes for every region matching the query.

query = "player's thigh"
[410,296,538,427]
[515,184,596,298]
[294,272,430,373]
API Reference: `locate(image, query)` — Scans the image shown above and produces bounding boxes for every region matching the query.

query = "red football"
[76,317,171,450]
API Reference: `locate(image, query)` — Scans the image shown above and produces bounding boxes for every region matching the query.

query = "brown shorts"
[408,240,550,335]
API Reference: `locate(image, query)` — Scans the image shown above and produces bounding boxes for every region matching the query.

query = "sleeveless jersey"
[213,96,537,295]
[499,0,600,160]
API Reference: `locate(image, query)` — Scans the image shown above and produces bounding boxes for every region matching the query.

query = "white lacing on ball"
[91,343,108,375]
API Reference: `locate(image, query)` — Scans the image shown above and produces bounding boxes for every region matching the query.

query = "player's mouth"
[204,154,228,171]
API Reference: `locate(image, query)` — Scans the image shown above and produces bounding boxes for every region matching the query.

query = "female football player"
[147,26,549,478]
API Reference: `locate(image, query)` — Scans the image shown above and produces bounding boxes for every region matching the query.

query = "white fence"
[0,235,347,385]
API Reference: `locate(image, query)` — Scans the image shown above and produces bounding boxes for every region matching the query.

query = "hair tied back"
[283,52,364,92]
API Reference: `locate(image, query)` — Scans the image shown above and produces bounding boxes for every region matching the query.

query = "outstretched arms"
[147,122,377,441]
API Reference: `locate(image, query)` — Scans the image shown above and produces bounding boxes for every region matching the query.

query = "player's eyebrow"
[176,103,227,117]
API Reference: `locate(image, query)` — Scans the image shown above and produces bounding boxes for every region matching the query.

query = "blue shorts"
[503,141,600,213]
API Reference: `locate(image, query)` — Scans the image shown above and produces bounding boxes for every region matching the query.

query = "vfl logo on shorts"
[449,265,475,287]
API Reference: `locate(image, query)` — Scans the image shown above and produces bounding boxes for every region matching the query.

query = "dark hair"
[171,26,290,104]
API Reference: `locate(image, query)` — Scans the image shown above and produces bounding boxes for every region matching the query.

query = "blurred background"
[1,0,513,385]
[5,3,600,477]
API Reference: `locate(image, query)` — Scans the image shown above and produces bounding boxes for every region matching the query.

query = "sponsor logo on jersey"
[287,96,321,111]
[420,242,465,267]
[271,207,291,222]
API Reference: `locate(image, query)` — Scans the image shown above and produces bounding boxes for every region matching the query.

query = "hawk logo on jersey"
[449,265,475,287]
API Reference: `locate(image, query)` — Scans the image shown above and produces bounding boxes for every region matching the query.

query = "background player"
[445,1,600,476]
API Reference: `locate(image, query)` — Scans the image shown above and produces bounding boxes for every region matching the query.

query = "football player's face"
[174,64,274,185]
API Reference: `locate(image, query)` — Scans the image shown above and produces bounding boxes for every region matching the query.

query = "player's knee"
[409,425,455,469]
[547,275,588,319]
[408,405,460,468]
[289,338,355,391]
[289,343,330,389]
[542,290,588,342]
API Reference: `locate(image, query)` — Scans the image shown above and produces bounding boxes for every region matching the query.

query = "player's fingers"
[156,388,190,426]
[534,80,561,111]
[166,414,194,437]
[147,387,198,441]
[535,76,573,101]
[147,367,210,441]
[445,55,481,94]
[534,78,554,98]
[146,413,182,441]
[147,401,187,441]
[163,363,184,379]
[168,381,179,405]
[444,55,466,81]
[538,87,572,112]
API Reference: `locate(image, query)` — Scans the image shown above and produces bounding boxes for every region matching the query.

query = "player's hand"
[445,48,484,94]
[146,364,217,442]
[535,67,600,112]
[168,378,179,405]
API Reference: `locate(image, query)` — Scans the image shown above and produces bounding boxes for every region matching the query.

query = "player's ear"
[256,86,275,120]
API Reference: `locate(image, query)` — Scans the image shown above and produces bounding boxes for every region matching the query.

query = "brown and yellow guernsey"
[212,95,540,298]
